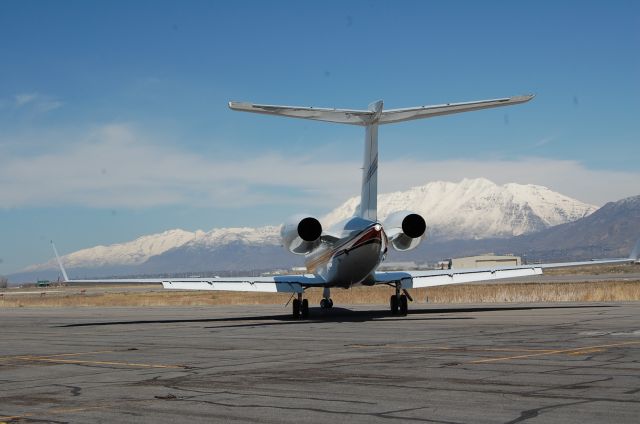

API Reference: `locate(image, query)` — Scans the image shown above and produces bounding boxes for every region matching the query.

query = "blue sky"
[1,0,639,274]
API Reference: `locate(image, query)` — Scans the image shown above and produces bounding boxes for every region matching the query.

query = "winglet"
[630,238,640,262]
[51,241,69,282]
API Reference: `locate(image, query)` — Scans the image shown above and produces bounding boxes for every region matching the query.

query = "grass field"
[2,280,639,308]
[544,263,640,275]
[3,263,638,308]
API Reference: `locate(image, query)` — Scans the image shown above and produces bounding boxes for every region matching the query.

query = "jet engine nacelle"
[383,211,427,251]
[281,215,323,255]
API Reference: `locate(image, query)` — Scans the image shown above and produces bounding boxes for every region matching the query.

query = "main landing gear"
[320,287,334,309]
[292,293,309,319]
[390,282,409,316]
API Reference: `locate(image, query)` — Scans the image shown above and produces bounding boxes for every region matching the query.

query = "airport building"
[440,254,522,269]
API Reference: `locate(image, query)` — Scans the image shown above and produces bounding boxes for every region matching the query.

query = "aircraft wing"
[160,275,324,293]
[50,242,325,293]
[55,275,326,293]
[375,247,639,289]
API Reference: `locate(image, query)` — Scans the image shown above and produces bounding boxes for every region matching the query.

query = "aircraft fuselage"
[305,217,387,288]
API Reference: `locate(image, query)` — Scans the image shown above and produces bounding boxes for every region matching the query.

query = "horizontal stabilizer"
[229,102,373,125]
[378,95,534,124]
[229,95,534,126]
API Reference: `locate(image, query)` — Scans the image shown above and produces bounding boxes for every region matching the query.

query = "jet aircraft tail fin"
[230,95,534,222]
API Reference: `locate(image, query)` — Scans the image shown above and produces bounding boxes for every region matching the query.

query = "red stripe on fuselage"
[305,225,384,273]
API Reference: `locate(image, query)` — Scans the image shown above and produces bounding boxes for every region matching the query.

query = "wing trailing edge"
[376,254,637,290]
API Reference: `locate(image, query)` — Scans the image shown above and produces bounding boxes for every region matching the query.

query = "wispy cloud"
[532,136,556,148]
[15,93,38,107]
[10,92,64,113]
[36,99,64,112]
[0,124,638,210]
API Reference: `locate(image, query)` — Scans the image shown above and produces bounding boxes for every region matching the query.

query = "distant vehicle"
[36,280,51,288]
[53,95,640,318]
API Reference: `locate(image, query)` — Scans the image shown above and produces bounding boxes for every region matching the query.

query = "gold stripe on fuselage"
[305,225,383,274]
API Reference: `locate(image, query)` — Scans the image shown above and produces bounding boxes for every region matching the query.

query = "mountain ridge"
[322,178,596,239]
[14,178,603,280]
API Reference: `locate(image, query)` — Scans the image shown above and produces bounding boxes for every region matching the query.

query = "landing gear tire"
[399,294,408,316]
[301,299,309,319]
[292,298,300,318]
[320,298,334,309]
[390,295,399,315]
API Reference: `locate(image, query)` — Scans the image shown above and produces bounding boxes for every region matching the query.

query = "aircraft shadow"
[58,304,614,328]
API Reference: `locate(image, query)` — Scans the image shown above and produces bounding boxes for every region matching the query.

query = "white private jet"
[53,95,640,318]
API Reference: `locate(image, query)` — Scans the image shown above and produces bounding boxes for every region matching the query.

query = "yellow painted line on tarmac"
[0,413,33,422]
[28,349,118,358]
[349,344,555,353]
[567,348,605,355]
[11,355,186,368]
[0,405,108,422]
[470,340,640,364]
[1,348,186,369]
[0,350,117,362]
[48,405,109,414]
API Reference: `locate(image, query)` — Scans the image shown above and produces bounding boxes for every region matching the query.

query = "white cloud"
[0,124,637,210]
[36,99,64,113]
[532,136,556,148]
[379,158,638,206]
[11,92,63,112]
[15,93,38,107]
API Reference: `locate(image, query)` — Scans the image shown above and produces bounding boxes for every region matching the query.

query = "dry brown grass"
[544,263,640,275]
[422,281,640,303]
[1,280,639,308]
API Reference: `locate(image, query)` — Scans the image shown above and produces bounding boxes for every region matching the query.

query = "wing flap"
[162,280,303,293]
[376,267,543,289]
[60,274,324,293]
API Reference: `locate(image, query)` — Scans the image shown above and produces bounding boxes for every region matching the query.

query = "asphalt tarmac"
[1,303,639,423]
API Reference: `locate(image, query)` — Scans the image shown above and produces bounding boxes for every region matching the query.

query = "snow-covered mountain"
[18,178,597,277]
[322,178,597,240]
[26,226,281,273]
[25,229,201,272]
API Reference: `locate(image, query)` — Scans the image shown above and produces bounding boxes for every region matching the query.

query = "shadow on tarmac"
[58,304,615,328]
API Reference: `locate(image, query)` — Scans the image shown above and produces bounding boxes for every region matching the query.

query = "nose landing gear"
[320,298,334,309]
[320,287,333,309]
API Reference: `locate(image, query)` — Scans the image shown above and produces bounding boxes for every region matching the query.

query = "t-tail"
[229,94,534,221]
[361,100,382,220]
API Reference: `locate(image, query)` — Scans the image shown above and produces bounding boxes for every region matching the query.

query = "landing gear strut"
[389,282,408,316]
[320,287,334,309]
[292,292,309,319]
